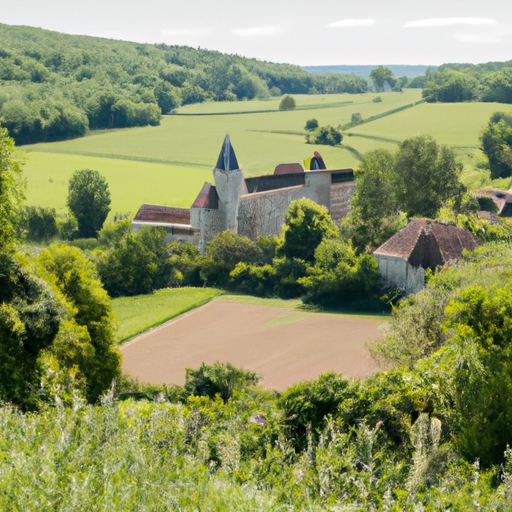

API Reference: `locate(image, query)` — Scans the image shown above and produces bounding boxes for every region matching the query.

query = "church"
[132,135,356,253]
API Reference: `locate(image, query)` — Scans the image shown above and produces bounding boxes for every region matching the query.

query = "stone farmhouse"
[133,135,356,253]
[373,219,479,295]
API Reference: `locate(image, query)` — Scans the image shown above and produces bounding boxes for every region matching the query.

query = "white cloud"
[455,33,502,44]
[328,19,375,28]
[232,26,282,37]
[160,27,215,38]
[404,17,497,28]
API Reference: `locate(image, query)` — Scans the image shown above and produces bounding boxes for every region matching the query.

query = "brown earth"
[120,300,385,391]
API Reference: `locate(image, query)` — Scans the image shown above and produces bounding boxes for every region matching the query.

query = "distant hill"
[0,23,368,145]
[302,65,437,78]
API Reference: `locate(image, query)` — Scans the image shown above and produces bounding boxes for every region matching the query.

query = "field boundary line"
[173,101,354,116]
[25,149,211,169]
[118,297,217,346]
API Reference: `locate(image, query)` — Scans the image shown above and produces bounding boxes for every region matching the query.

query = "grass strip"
[113,288,223,344]
[218,294,391,320]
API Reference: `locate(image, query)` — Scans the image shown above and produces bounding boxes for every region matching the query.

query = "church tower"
[213,135,246,231]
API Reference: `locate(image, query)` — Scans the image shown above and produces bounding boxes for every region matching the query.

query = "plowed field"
[121,300,385,390]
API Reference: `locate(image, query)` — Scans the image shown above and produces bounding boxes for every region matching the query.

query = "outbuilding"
[373,219,479,295]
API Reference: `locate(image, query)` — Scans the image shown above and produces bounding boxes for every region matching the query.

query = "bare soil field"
[120,300,385,390]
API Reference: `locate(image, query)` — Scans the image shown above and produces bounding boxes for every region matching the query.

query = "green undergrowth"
[112,287,222,343]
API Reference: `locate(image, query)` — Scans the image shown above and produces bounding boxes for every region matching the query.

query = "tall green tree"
[67,169,111,238]
[369,66,396,91]
[480,112,512,179]
[0,127,24,253]
[393,135,463,217]
[346,148,405,252]
[277,198,339,263]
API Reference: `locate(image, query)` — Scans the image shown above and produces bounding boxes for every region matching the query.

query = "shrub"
[477,196,499,213]
[279,95,296,111]
[24,205,58,242]
[307,125,342,146]
[373,96,382,102]
[184,362,259,402]
[304,118,319,131]
[351,112,363,124]
[300,239,383,311]
[230,262,277,296]
[96,225,172,296]
[199,231,262,287]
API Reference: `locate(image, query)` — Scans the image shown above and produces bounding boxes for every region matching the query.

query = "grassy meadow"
[112,287,222,343]
[21,88,512,218]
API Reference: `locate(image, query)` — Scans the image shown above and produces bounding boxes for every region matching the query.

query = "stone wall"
[330,181,357,224]
[375,254,425,295]
[238,185,316,239]
[191,207,226,254]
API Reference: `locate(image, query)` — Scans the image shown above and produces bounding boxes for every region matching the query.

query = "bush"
[96,225,172,296]
[279,95,296,111]
[373,96,382,102]
[351,112,363,124]
[304,118,318,131]
[230,262,277,296]
[184,362,259,402]
[24,206,58,242]
[477,196,499,213]
[199,231,262,287]
[306,125,342,146]
[300,239,383,311]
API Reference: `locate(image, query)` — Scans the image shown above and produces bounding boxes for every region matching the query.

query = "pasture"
[21,88,512,218]
[112,287,222,342]
[120,298,385,390]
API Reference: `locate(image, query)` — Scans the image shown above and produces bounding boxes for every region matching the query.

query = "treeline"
[414,63,512,103]
[0,23,367,145]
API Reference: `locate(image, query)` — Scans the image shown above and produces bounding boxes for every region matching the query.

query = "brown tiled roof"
[191,182,219,209]
[133,204,191,224]
[274,163,304,175]
[374,219,478,270]
[476,210,501,225]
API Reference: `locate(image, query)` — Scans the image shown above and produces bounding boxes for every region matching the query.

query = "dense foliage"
[305,125,343,146]
[480,111,512,179]
[0,23,367,145]
[343,135,463,252]
[419,62,512,104]
[0,132,121,408]
[67,169,111,238]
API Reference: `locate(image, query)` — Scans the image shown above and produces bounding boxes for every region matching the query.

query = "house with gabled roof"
[133,135,356,253]
[373,219,479,295]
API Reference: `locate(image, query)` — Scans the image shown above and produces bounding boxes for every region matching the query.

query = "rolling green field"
[21,89,512,218]
[112,287,222,343]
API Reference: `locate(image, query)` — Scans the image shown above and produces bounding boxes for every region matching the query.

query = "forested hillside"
[0,23,367,145]
[420,61,512,103]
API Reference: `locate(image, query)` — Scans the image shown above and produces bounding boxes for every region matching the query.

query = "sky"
[1,0,512,66]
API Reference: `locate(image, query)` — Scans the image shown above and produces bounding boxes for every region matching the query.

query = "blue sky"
[2,0,511,65]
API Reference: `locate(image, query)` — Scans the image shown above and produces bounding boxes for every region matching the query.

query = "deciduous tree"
[67,169,111,238]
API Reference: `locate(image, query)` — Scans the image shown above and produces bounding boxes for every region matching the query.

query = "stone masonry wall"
[330,181,357,225]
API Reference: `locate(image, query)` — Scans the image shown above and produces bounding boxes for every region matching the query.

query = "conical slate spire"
[215,134,239,171]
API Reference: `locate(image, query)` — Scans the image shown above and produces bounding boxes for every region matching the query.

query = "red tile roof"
[133,204,191,224]
[191,182,219,209]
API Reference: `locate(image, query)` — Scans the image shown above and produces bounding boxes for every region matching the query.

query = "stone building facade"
[373,219,479,295]
[133,135,356,253]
